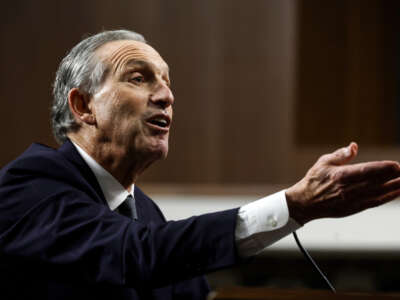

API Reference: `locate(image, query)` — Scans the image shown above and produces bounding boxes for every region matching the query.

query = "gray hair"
[51,29,146,144]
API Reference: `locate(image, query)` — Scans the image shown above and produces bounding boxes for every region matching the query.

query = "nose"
[149,81,174,109]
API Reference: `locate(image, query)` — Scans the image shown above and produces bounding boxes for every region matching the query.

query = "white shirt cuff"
[235,190,301,257]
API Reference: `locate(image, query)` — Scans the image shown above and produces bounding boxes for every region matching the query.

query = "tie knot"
[118,194,138,219]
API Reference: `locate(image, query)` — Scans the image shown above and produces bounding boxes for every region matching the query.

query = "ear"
[68,88,96,125]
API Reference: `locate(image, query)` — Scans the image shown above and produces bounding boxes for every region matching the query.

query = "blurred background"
[1,0,400,294]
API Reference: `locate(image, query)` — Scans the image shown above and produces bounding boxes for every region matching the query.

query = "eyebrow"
[123,59,170,75]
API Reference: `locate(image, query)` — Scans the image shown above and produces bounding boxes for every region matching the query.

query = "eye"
[129,73,145,84]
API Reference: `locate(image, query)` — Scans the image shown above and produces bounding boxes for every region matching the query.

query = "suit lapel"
[58,139,107,206]
[133,186,167,224]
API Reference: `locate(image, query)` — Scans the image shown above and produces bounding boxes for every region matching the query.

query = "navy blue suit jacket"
[0,140,239,299]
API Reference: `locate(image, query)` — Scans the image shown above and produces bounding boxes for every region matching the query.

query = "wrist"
[285,185,309,226]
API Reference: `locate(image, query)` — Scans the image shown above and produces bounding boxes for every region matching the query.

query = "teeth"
[149,117,168,127]
[156,119,167,125]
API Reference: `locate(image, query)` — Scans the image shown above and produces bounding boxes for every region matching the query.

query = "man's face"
[91,40,174,162]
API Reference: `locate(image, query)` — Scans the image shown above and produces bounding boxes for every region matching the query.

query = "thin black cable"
[293,231,336,293]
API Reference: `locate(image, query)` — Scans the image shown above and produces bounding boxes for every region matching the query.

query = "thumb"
[322,142,358,165]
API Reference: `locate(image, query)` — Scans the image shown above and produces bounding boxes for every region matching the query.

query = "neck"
[69,134,153,190]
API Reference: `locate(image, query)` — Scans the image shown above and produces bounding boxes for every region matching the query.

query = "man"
[0,29,399,300]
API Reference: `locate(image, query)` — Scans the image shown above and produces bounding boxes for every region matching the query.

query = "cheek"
[95,90,145,128]
[93,90,119,125]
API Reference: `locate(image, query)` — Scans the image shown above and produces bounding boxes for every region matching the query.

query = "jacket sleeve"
[0,171,239,289]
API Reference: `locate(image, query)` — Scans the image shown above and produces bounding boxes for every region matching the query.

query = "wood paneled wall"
[146,0,297,184]
[1,0,398,187]
[296,0,400,146]
[0,0,297,185]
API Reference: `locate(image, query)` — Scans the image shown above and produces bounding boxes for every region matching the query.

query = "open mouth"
[146,114,171,131]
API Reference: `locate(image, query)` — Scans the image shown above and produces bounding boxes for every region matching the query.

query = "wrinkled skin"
[68,40,174,189]
[286,142,400,225]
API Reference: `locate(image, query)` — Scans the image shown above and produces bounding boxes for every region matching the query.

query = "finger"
[335,178,400,217]
[344,176,400,200]
[320,142,358,166]
[376,188,400,205]
[337,161,400,184]
[363,187,400,210]
[364,177,400,199]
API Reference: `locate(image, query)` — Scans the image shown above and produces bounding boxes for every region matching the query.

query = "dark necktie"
[118,194,138,219]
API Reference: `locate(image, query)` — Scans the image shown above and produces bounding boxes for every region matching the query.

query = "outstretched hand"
[285,142,400,225]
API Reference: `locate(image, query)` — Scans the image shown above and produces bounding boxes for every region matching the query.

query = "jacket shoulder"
[0,142,103,202]
[1,143,65,175]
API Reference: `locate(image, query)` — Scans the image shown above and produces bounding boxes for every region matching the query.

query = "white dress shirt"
[235,191,301,257]
[72,142,300,258]
[73,143,132,211]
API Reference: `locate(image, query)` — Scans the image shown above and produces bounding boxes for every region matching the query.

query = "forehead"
[96,40,169,74]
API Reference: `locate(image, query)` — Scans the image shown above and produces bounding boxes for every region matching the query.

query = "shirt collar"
[72,142,133,211]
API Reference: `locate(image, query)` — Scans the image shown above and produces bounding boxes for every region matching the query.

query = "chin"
[160,148,169,160]
[146,140,169,160]
[135,134,169,161]
[154,135,169,157]
[153,145,169,160]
